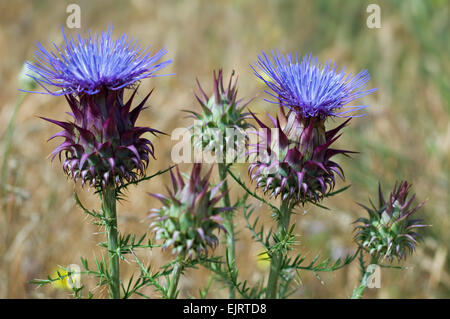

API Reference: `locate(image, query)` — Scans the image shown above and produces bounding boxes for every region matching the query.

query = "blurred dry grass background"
[0,0,448,298]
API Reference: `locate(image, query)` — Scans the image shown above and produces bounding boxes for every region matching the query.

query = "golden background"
[0,0,448,298]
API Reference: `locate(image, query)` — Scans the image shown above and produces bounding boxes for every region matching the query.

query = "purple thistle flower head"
[24,25,171,96]
[26,25,171,188]
[248,108,354,206]
[251,50,377,119]
[45,88,162,187]
[353,181,429,262]
[149,164,230,257]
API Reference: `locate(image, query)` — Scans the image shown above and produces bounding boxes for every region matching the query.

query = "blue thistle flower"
[251,50,377,119]
[26,26,172,187]
[24,25,171,96]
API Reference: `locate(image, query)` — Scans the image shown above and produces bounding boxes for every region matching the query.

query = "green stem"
[0,92,26,298]
[1,92,26,207]
[167,256,184,299]
[218,163,236,299]
[351,254,378,299]
[266,201,291,299]
[102,185,120,299]
[351,270,370,299]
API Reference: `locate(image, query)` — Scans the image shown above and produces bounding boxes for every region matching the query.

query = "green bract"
[149,164,230,257]
[188,69,252,157]
[354,181,428,262]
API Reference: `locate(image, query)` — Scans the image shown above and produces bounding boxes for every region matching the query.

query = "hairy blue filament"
[24,25,172,96]
[252,50,377,119]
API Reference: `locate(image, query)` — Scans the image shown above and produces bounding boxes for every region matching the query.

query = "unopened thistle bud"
[18,63,38,91]
[354,181,429,262]
[149,164,230,257]
[188,69,252,160]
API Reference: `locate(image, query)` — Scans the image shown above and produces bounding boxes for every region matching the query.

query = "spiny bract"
[149,164,231,257]
[188,69,252,158]
[354,181,428,262]
[46,89,161,187]
[248,108,353,206]
[25,25,171,95]
[26,26,171,188]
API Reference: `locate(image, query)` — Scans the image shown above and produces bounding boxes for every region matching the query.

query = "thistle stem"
[351,270,370,299]
[1,92,26,211]
[167,255,184,299]
[351,254,378,299]
[218,162,236,299]
[102,185,120,299]
[266,201,291,299]
[0,92,26,298]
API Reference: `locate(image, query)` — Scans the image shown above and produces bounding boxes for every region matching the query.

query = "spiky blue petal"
[251,50,377,119]
[24,25,171,96]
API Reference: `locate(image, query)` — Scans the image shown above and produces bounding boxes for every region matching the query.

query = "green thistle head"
[148,164,230,257]
[354,181,429,262]
[187,69,253,159]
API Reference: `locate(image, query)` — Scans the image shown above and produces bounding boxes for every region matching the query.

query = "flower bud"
[188,69,252,160]
[18,63,38,91]
[354,181,429,262]
[149,164,229,257]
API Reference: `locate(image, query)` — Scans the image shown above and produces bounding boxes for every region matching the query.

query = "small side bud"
[18,63,38,91]
[354,181,429,262]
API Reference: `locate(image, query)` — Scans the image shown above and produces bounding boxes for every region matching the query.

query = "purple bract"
[354,181,428,261]
[248,108,354,206]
